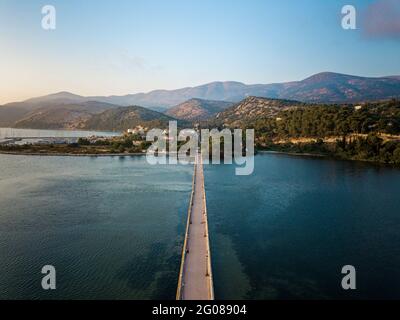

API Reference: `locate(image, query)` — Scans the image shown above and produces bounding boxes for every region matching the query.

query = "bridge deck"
[177,152,214,300]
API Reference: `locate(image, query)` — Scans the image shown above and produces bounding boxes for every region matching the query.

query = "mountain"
[22,91,87,105]
[0,106,31,127]
[165,98,234,121]
[277,72,400,103]
[1,91,87,112]
[82,106,180,131]
[0,92,98,127]
[2,72,400,129]
[13,101,120,130]
[90,81,251,110]
[0,91,181,130]
[89,72,400,108]
[387,76,400,81]
[209,96,306,128]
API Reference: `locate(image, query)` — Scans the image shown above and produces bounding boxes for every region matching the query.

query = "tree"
[394,146,400,164]
[77,138,90,146]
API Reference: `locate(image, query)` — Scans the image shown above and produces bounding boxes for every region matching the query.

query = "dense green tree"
[77,138,90,146]
[393,147,400,164]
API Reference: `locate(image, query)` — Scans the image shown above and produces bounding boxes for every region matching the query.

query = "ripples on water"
[0,155,192,299]
[1,152,400,299]
[205,154,400,300]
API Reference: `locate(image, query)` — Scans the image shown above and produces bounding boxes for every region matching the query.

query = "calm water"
[1,153,400,299]
[0,128,120,144]
[0,128,120,138]
[205,155,400,300]
[0,154,192,299]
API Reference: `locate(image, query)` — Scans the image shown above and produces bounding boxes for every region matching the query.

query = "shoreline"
[0,151,146,157]
[1,149,399,169]
[257,150,327,158]
[0,127,121,134]
[0,148,327,158]
[0,150,184,157]
[258,150,400,168]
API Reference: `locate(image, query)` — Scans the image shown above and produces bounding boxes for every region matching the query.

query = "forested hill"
[251,99,400,165]
[82,106,180,131]
[207,98,400,165]
[251,99,400,139]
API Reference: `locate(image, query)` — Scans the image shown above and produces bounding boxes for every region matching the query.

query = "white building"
[127,126,147,136]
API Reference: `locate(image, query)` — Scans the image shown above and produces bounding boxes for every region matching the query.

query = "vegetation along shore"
[1,94,400,166]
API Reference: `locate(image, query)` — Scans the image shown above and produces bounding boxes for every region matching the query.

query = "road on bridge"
[177,152,214,300]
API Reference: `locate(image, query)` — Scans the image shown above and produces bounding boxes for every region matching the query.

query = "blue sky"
[0,0,399,103]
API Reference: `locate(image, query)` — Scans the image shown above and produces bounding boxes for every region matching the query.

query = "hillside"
[252,99,400,166]
[0,106,30,127]
[253,100,400,139]
[3,72,399,113]
[2,72,400,129]
[82,106,180,131]
[205,97,400,165]
[0,92,121,128]
[209,96,306,128]
[13,102,119,130]
[165,98,233,121]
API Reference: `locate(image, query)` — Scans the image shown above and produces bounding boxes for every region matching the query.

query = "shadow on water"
[117,242,181,300]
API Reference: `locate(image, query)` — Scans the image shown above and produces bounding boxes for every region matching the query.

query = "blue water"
[0,127,120,145]
[1,152,400,299]
[205,154,400,299]
[0,154,192,299]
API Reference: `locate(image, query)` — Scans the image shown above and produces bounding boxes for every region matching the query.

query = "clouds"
[361,0,400,39]
[106,52,164,76]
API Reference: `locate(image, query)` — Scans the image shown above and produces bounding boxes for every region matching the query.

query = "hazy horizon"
[3,70,400,105]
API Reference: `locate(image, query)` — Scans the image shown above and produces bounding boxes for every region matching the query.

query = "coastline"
[0,151,146,157]
[258,150,327,158]
[1,149,399,169]
[258,149,400,169]
[0,127,121,135]
[0,150,182,157]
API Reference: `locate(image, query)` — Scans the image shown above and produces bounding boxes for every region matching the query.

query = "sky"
[0,0,400,104]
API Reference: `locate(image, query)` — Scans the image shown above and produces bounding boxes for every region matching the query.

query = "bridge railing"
[200,156,215,300]
[176,161,196,300]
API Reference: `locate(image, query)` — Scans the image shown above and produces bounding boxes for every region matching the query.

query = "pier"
[176,152,214,300]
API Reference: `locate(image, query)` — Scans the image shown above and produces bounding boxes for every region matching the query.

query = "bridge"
[176,151,214,300]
